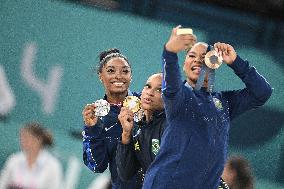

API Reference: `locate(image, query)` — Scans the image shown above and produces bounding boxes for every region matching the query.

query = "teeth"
[113,82,124,86]
[192,66,201,71]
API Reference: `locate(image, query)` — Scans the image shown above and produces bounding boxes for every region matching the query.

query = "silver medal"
[94,99,110,117]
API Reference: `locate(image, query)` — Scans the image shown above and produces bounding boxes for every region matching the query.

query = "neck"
[187,78,208,89]
[106,91,128,104]
[186,78,195,87]
[144,110,153,122]
[26,148,41,168]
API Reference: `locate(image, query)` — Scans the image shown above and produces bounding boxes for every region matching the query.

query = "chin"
[142,104,151,110]
[111,88,128,93]
[190,77,198,83]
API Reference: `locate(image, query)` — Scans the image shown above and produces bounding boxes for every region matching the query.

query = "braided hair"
[96,48,131,74]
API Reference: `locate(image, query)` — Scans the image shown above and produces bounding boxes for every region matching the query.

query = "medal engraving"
[94,99,110,117]
[123,96,141,113]
[204,50,223,69]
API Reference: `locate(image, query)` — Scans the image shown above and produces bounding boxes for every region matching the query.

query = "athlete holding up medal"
[82,48,140,189]
[142,26,272,189]
[116,73,167,188]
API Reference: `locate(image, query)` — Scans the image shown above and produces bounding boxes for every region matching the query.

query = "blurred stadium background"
[0,0,283,188]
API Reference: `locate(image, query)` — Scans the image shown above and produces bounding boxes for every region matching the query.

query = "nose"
[146,89,154,96]
[114,71,123,79]
[194,56,203,64]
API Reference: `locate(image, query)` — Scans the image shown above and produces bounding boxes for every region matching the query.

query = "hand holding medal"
[82,99,110,126]
[123,96,144,122]
[213,42,237,65]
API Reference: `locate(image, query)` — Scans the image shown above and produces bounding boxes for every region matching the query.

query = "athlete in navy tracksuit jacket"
[116,110,229,189]
[82,47,140,189]
[83,92,140,189]
[116,110,167,187]
[143,28,272,189]
[116,73,229,189]
[115,73,167,188]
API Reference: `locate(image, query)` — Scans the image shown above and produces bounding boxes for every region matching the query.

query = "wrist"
[165,42,177,53]
[231,54,237,64]
[84,118,97,127]
[121,131,131,144]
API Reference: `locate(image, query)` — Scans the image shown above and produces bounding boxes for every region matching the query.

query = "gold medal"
[123,96,141,113]
[204,50,223,69]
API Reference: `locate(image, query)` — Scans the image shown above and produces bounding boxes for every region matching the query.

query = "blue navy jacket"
[142,48,272,189]
[82,91,140,189]
[116,110,167,188]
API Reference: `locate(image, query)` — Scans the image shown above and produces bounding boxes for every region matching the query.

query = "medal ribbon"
[194,45,217,93]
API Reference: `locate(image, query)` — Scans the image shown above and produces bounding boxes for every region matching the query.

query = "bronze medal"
[204,50,223,69]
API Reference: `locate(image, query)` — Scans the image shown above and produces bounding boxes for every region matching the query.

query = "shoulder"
[3,152,24,169]
[41,150,62,168]
[7,152,24,162]
[218,90,238,101]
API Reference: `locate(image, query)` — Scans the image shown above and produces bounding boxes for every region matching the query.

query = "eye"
[106,69,115,73]
[155,88,162,93]
[188,54,195,58]
[122,69,130,74]
[144,83,151,89]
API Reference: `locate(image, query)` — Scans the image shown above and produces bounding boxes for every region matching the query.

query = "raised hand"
[214,42,237,65]
[118,107,134,144]
[165,26,196,53]
[82,103,98,126]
